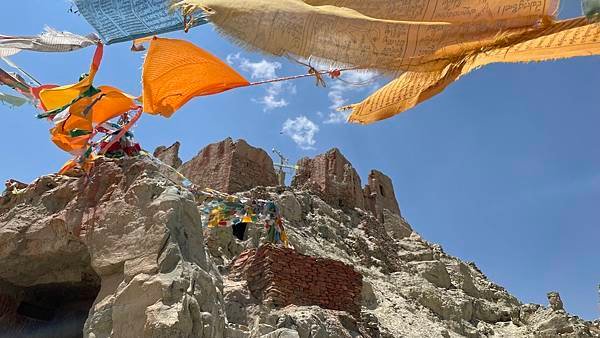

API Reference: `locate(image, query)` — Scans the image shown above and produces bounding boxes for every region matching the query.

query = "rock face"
[153,141,183,168]
[180,137,278,193]
[0,158,224,338]
[292,148,365,210]
[0,141,597,338]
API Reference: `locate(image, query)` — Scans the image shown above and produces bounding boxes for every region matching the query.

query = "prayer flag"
[37,44,103,112]
[0,28,97,57]
[347,18,600,124]
[142,37,249,117]
[74,0,209,44]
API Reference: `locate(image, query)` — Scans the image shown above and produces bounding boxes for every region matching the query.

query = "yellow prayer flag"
[348,18,600,124]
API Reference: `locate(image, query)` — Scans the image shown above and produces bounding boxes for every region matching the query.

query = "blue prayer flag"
[74,0,208,44]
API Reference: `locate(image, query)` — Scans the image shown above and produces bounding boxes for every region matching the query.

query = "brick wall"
[230,244,363,318]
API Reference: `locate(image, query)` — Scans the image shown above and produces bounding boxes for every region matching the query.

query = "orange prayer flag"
[90,86,137,124]
[68,85,137,125]
[142,37,249,117]
[38,43,104,112]
[50,123,93,155]
[50,105,94,155]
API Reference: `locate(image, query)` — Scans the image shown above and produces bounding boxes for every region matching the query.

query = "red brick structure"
[292,148,401,222]
[230,244,363,318]
[180,138,278,193]
[363,170,401,222]
[292,148,365,210]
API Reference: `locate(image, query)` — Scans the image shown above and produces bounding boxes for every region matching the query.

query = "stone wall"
[230,244,362,318]
[180,138,278,193]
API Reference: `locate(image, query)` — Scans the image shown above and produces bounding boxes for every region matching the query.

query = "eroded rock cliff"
[0,143,597,338]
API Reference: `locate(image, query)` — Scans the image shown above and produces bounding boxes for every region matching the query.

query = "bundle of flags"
[169,0,600,124]
[1,1,599,175]
[0,31,247,174]
[199,191,289,247]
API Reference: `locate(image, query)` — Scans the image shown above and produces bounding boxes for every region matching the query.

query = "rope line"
[247,66,360,87]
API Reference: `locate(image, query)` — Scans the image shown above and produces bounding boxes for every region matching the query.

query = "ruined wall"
[292,148,365,210]
[230,244,362,318]
[180,138,278,193]
[292,148,401,221]
[364,170,401,221]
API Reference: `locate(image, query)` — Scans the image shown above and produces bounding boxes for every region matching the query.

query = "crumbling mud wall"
[230,244,363,318]
[180,137,278,193]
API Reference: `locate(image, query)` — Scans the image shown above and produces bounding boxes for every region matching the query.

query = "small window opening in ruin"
[338,199,344,208]
[232,222,248,241]
[379,185,385,197]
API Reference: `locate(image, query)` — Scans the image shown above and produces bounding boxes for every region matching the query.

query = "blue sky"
[1,1,598,320]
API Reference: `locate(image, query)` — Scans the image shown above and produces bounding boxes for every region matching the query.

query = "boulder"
[547,291,565,311]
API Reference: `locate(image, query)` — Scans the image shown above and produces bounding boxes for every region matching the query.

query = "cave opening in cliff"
[4,271,101,338]
[232,222,248,241]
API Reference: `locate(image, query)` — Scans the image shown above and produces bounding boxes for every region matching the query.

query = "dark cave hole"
[232,222,248,241]
[0,272,101,338]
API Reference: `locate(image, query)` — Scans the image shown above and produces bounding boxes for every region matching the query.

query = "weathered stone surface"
[292,148,365,210]
[363,170,401,221]
[547,291,565,311]
[153,141,183,168]
[0,158,225,338]
[409,261,452,289]
[381,209,413,240]
[180,137,278,193]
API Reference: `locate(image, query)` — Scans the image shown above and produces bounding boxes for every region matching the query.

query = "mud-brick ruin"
[230,244,363,318]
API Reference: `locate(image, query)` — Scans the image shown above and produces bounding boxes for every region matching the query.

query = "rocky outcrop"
[153,141,183,168]
[548,291,565,311]
[0,158,225,338]
[292,148,365,210]
[180,138,278,193]
[0,140,597,338]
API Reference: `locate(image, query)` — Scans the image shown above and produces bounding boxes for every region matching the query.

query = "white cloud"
[239,59,280,79]
[227,53,295,111]
[324,71,380,124]
[282,116,320,150]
